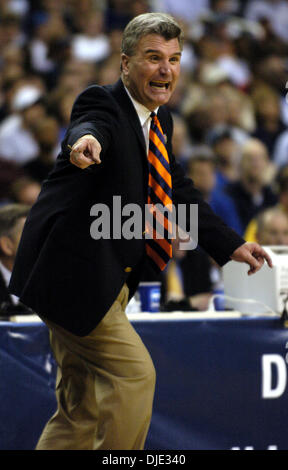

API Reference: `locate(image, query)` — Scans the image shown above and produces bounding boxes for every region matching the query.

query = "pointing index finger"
[87,140,101,164]
[255,246,273,268]
[264,251,273,268]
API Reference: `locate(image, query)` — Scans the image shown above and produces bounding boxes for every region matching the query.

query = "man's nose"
[159,60,171,75]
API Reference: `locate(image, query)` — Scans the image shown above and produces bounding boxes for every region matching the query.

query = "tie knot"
[150,111,157,120]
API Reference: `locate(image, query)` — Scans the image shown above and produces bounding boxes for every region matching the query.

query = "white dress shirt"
[124,87,158,155]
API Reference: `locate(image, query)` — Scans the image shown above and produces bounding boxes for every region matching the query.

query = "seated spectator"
[244,0,288,43]
[273,128,288,168]
[0,159,25,204]
[252,86,286,156]
[47,59,97,107]
[96,56,123,86]
[0,203,32,316]
[225,138,278,235]
[0,83,46,164]
[22,116,60,183]
[155,0,210,23]
[10,176,41,206]
[207,126,241,189]
[104,0,133,31]
[171,113,193,170]
[71,9,110,63]
[0,63,26,123]
[0,12,26,53]
[28,9,70,88]
[245,165,288,242]
[215,38,252,89]
[49,92,75,141]
[255,207,288,246]
[187,154,242,233]
[277,168,288,217]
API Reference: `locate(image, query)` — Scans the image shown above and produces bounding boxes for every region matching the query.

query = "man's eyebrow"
[144,49,182,56]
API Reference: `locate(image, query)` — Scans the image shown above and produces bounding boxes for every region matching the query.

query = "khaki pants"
[36,284,156,450]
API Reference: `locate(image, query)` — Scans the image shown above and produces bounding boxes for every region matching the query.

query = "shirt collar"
[124,86,159,126]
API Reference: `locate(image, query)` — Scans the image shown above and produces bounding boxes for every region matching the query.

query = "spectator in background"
[251,52,288,131]
[153,0,210,22]
[0,159,26,205]
[182,65,253,143]
[255,206,288,245]
[96,56,123,86]
[273,127,288,168]
[9,176,41,206]
[252,85,286,156]
[187,154,243,234]
[276,167,288,217]
[1,43,27,79]
[47,59,97,111]
[106,27,123,59]
[214,36,252,89]
[128,0,150,18]
[0,203,31,316]
[245,164,288,241]
[0,83,46,164]
[0,58,26,123]
[208,126,241,189]
[226,138,278,234]
[95,27,124,85]
[104,0,133,31]
[49,92,74,142]
[71,9,110,63]
[28,9,70,88]
[22,116,60,183]
[170,113,192,169]
[0,12,26,53]
[244,0,288,43]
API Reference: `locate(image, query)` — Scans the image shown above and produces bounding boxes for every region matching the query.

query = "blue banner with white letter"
[140,315,288,450]
[1,315,288,450]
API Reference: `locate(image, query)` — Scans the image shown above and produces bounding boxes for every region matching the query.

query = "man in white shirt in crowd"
[0,84,45,165]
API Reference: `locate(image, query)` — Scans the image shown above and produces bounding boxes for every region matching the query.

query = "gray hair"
[256,207,288,232]
[0,203,29,239]
[121,12,184,56]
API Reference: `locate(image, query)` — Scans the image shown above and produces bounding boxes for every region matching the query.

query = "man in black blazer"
[0,203,30,317]
[9,13,272,450]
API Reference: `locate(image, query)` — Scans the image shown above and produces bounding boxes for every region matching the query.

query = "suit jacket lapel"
[108,79,147,157]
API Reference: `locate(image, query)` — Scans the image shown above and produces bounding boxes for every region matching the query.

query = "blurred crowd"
[1,0,288,312]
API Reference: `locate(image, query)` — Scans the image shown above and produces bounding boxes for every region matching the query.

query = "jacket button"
[124,267,132,273]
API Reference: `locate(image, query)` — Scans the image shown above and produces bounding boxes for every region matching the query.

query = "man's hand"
[69,134,102,169]
[230,242,273,275]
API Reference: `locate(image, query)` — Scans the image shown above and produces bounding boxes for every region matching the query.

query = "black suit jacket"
[9,79,244,335]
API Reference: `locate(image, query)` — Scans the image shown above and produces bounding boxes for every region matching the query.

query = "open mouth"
[149,81,170,90]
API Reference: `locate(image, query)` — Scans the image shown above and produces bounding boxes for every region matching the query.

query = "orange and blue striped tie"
[146,111,173,271]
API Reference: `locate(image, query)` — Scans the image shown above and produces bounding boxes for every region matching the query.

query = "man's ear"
[121,54,130,76]
[0,236,14,257]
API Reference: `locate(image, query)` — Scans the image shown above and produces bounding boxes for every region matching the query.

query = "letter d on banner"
[262,354,287,399]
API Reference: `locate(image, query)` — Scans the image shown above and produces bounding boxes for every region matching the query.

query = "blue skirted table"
[1,311,288,450]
